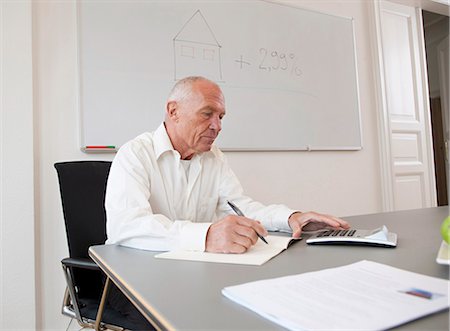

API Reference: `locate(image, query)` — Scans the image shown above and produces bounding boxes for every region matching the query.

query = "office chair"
[55,161,140,331]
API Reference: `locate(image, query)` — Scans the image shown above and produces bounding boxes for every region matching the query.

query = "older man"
[105,76,349,254]
[105,76,349,329]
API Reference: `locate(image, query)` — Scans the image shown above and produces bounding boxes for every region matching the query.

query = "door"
[375,1,437,211]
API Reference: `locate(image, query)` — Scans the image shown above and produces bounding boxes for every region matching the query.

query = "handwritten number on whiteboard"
[259,48,268,70]
[271,51,279,70]
[256,48,302,77]
[280,53,287,70]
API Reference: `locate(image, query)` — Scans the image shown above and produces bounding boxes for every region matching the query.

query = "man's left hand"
[288,211,349,239]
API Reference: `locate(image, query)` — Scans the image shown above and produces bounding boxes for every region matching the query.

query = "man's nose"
[210,116,222,131]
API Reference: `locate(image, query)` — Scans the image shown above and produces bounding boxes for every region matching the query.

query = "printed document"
[155,235,299,265]
[222,260,450,330]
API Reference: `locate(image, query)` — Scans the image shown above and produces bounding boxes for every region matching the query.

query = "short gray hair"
[168,76,217,102]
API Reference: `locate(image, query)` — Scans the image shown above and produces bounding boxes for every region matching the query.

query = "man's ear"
[166,101,178,122]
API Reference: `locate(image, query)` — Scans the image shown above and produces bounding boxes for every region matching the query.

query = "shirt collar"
[153,122,216,161]
[154,122,176,160]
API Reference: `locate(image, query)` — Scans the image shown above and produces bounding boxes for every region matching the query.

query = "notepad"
[155,235,300,265]
[222,260,450,331]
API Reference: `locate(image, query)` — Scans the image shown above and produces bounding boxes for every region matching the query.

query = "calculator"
[306,225,397,247]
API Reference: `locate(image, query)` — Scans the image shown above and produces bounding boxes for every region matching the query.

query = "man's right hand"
[205,215,268,254]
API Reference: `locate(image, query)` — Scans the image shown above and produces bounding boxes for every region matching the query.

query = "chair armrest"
[61,257,100,271]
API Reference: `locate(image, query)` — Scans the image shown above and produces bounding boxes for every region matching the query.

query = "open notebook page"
[155,235,300,265]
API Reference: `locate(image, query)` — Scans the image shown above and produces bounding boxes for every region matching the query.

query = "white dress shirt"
[105,123,295,251]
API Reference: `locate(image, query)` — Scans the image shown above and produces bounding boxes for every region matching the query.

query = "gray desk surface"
[90,206,450,330]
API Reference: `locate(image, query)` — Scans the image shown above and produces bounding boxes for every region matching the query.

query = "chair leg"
[95,276,112,331]
[61,286,76,319]
[62,265,84,322]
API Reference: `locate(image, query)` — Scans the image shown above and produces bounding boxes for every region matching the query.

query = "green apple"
[441,216,450,244]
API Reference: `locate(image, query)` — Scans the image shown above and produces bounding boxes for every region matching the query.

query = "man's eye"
[203,112,212,118]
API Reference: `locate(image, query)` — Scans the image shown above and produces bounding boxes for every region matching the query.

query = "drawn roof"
[173,10,221,47]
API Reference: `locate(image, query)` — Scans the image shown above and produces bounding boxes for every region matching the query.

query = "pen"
[227,200,268,244]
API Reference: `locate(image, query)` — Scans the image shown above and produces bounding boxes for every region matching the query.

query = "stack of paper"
[222,260,450,330]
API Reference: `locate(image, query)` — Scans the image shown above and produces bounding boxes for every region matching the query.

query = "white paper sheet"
[222,260,450,330]
[155,235,299,265]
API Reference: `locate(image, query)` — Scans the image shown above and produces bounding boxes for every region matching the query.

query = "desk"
[89,206,449,330]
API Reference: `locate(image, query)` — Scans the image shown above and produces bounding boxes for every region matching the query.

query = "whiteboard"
[78,0,361,151]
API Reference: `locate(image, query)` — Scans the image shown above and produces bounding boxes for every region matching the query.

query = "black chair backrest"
[55,161,112,259]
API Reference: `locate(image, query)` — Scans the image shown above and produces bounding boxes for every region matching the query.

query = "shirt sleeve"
[105,141,211,252]
[215,150,297,233]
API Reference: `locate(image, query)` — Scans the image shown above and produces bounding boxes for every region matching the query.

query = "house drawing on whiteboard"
[173,10,222,81]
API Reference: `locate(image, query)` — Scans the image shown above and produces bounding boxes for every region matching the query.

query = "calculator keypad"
[317,229,356,237]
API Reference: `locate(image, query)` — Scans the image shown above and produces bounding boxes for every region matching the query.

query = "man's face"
[171,81,226,156]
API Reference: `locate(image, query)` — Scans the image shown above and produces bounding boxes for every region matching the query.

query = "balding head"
[167,76,222,105]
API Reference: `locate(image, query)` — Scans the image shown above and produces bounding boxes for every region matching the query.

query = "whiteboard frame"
[76,0,363,153]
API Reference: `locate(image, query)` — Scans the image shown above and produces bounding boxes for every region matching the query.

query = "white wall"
[33,1,384,329]
[33,2,114,329]
[0,0,36,329]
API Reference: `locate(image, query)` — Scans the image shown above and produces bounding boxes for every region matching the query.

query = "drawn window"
[181,45,195,58]
[203,49,215,61]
